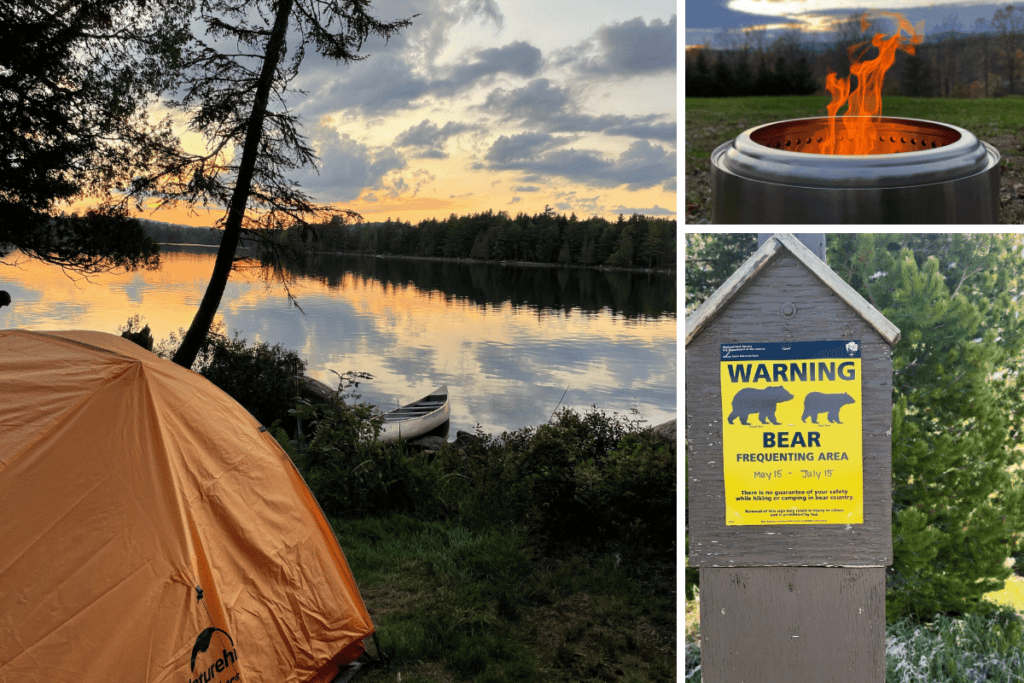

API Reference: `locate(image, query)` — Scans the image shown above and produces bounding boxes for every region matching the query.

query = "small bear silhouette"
[728,386,794,425]
[801,392,856,424]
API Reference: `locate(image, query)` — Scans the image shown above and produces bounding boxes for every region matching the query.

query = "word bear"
[728,386,794,425]
[801,392,855,424]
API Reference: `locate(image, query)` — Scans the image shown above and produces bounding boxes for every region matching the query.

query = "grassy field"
[684,95,1024,224]
[334,515,676,682]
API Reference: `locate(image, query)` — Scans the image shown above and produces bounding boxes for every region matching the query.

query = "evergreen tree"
[580,237,596,265]
[606,226,635,267]
[733,53,755,96]
[469,230,490,260]
[790,56,817,95]
[684,233,758,311]
[829,233,1024,619]
[557,240,572,264]
[689,49,712,96]
[754,55,774,95]
[902,54,935,97]
[712,54,735,97]
[0,0,191,273]
[773,56,793,94]
[161,0,413,368]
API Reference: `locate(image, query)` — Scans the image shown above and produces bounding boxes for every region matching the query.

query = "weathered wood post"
[685,233,900,682]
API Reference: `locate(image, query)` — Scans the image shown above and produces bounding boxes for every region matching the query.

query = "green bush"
[285,391,454,519]
[436,408,676,562]
[198,331,307,428]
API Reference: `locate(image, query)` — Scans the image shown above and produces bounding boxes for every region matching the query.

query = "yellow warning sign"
[720,341,863,525]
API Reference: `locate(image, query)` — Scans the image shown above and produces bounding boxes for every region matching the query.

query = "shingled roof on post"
[685,233,901,347]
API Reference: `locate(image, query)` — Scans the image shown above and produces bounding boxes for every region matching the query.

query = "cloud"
[407,0,505,65]
[612,204,677,216]
[513,185,540,192]
[299,39,545,118]
[482,138,675,191]
[484,132,567,164]
[292,119,407,203]
[299,54,432,118]
[480,78,676,142]
[443,41,543,90]
[481,78,573,119]
[394,119,480,158]
[574,15,677,76]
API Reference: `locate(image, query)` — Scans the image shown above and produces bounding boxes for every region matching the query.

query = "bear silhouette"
[801,392,855,424]
[728,386,794,425]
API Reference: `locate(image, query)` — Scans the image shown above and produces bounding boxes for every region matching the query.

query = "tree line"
[685,6,1024,98]
[144,210,677,270]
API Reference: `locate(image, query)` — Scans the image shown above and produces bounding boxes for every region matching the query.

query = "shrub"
[198,332,306,428]
[440,408,676,563]
[287,385,453,519]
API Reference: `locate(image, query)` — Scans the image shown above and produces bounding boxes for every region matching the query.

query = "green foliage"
[275,209,676,270]
[434,408,676,565]
[198,331,307,428]
[119,315,154,351]
[828,234,1024,619]
[684,233,758,311]
[1,0,188,273]
[286,382,455,519]
[289,399,675,571]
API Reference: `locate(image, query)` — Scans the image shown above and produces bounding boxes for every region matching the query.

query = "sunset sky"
[685,0,1013,48]
[142,0,677,227]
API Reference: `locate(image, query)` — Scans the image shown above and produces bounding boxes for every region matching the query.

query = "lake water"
[0,245,677,435]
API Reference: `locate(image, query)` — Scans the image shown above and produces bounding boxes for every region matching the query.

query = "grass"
[684,95,1024,224]
[333,514,676,682]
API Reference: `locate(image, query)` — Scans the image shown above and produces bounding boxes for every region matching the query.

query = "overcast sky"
[684,0,1013,48]
[153,0,677,226]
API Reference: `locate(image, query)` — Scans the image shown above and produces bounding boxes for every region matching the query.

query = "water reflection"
[288,252,677,320]
[0,246,676,434]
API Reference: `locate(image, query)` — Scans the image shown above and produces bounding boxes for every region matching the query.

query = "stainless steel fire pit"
[711,116,1001,224]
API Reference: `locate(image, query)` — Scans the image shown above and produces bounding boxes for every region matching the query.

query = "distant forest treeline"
[140,210,678,270]
[686,6,1024,98]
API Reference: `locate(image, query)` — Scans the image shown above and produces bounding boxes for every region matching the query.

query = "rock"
[297,375,335,403]
[453,430,482,450]
[652,419,676,441]
[408,436,446,452]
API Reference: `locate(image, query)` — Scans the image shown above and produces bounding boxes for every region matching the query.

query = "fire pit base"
[711,117,1001,224]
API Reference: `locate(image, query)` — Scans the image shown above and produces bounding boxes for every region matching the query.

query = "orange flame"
[823,13,923,155]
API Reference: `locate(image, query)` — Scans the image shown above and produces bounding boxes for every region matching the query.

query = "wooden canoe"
[379,385,450,443]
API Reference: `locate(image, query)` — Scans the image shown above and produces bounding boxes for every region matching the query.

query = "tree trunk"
[172,0,295,368]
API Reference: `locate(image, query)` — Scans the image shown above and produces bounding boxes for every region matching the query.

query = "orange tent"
[0,330,374,683]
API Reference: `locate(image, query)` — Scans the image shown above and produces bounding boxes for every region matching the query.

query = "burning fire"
[823,13,924,155]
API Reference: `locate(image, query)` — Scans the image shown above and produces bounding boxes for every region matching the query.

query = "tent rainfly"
[0,330,374,683]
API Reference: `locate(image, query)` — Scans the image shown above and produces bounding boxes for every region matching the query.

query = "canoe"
[379,385,450,443]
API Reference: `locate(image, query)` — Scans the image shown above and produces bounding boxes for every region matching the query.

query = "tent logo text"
[189,627,240,683]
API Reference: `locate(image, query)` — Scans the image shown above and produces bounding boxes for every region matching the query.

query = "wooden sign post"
[685,233,900,682]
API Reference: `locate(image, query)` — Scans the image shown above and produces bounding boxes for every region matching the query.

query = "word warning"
[720,340,863,525]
